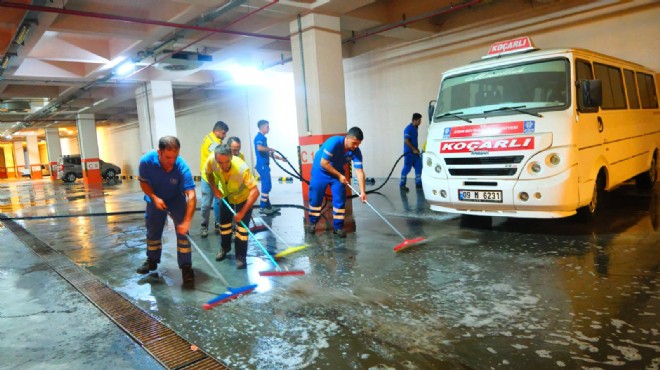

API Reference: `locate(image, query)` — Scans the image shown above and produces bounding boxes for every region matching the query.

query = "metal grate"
[1,216,231,370]
[449,168,518,176]
[444,155,524,165]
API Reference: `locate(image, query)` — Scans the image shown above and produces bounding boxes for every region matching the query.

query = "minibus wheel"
[578,172,606,221]
[635,152,657,190]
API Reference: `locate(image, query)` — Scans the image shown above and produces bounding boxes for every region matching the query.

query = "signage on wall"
[86,161,100,170]
[299,144,318,165]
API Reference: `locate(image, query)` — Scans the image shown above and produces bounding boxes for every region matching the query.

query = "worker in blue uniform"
[399,112,423,192]
[137,136,197,284]
[306,127,368,238]
[254,119,286,215]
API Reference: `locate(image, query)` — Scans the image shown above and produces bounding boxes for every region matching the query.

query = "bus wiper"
[483,105,542,118]
[435,111,472,123]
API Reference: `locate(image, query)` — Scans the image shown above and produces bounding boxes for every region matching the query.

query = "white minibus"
[422,37,659,220]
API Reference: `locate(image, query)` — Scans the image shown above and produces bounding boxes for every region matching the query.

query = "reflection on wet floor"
[1,178,658,369]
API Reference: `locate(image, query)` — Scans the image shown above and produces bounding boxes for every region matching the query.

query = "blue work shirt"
[403,123,418,154]
[138,150,195,202]
[254,132,269,166]
[312,136,363,177]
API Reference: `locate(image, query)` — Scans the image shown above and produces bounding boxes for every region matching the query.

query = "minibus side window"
[576,59,597,112]
[637,72,659,109]
[593,62,626,110]
[623,69,640,109]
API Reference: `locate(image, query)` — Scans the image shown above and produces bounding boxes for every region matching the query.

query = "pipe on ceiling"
[0,0,289,42]
[343,0,483,44]
[123,0,280,80]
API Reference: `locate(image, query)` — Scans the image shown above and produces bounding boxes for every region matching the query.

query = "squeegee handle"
[254,217,292,248]
[346,183,406,241]
[220,198,281,269]
[167,212,230,286]
[186,235,230,286]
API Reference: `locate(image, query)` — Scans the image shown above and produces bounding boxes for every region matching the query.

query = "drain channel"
[2,217,230,370]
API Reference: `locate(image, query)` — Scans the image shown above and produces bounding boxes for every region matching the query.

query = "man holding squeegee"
[205,144,259,269]
[306,127,368,237]
[137,136,197,284]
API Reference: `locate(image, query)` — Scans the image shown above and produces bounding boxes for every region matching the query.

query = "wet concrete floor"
[0,177,658,369]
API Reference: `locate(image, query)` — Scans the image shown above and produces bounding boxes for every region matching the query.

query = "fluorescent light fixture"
[114,61,135,76]
[14,23,32,44]
[104,56,126,70]
[0,54,13,70]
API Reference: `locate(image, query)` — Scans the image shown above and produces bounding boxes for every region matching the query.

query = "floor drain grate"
[1,217,231,370]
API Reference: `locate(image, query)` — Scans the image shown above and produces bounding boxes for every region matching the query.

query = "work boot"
[236,257,247,270]
[400,185,409,192]
[136,258,157,274]
[200,226,208,238]
[214,222,220,235]
[415,183,423,189]
[260,206,278,215]
[305,222,316,234]
[215,248,229,261]
[181,264,195,283]
[333,228,347,238]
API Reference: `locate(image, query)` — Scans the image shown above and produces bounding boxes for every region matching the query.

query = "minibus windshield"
[434,58,569,121]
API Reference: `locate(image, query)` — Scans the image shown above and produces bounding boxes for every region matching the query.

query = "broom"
[169,212,257,309]
[346,183,426,252]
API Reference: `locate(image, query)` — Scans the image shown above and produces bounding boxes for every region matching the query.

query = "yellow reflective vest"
[205,155,257,204]
[199,132,222,182]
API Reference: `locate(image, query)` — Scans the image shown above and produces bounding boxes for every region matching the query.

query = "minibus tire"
[635,152,657,190]
[577,172,606,221]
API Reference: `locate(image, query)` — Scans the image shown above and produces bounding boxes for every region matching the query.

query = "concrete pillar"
[77,113,102,184]
[0,145,15,178]
[136,81,177,154]
[13,141,26,178]
[0,145,7,179]
[26,135,43,179]
[289,13,354,232]
[45,128,62,180]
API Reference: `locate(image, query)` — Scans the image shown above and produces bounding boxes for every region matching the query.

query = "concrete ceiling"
[0,0,487,140]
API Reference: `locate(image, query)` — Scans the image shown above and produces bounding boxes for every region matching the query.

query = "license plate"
[458,189,502,203]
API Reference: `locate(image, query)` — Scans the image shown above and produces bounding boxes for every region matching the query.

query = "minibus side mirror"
[428,100,436,124]
[580,79,602,108]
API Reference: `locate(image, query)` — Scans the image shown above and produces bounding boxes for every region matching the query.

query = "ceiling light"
[14,23,32,45]
[114,61,135,76]
[0,54,14,70]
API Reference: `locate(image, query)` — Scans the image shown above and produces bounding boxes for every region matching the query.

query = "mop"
[168,212,257,309]
[346,183,426,252]
[252,220,309,259]
[221,198,305,276]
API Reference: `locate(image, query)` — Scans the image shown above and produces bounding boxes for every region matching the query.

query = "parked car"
[57,154,121,182]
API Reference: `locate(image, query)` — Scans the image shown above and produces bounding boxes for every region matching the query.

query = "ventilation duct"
[0,100,31,112]
[155,51,212,71]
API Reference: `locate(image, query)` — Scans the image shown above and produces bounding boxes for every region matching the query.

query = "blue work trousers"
[145,194,191,267]
[308,172,346,230]
[255,163,272,209]
[400,152,422,186]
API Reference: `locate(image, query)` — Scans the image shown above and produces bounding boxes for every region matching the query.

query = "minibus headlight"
[548,153,561,166]
[530,162,541,174]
